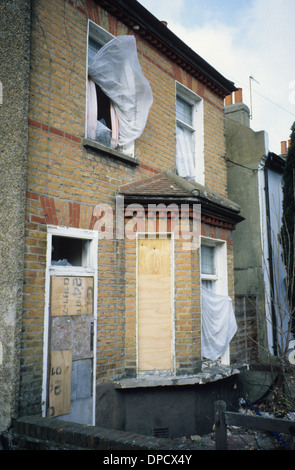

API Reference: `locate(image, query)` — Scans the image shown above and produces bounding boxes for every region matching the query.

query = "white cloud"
[140,0,184,23]
[140,0,295,153]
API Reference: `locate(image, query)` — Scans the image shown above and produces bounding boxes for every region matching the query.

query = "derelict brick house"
[0,0,244,437]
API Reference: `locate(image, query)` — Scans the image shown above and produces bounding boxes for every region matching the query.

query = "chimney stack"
[224,88,250,128]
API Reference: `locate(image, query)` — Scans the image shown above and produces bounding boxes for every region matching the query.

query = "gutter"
[121,194,244,228]
[265,152,285,174]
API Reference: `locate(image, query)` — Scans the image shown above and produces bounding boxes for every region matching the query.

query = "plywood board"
[138,274,171,370]
[138,237,171,276]
[137,236,172,371]
[50,276,93,316]
[49,350,72,418]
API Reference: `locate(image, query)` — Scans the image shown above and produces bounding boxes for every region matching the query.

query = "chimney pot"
[225,94,233,106]
[281,141,287,154]
[234,88,243,103]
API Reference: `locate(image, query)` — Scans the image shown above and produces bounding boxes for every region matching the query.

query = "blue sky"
[139,0,295,154]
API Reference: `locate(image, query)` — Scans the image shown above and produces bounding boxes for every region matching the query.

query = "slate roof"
[119,170,243,223]
[119,171,189,198]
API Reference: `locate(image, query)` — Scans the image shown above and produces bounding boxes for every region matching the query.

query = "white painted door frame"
[42,226,98,425]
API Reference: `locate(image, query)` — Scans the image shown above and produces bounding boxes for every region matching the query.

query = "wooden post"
[215,400,227,450]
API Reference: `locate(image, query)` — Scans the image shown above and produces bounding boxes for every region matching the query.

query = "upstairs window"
[176,82,204,184]
[86,21,153,156]
[87,26,114,149]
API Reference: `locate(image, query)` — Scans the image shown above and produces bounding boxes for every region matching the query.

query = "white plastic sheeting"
[88,35,153,147]
[201,286,237,361]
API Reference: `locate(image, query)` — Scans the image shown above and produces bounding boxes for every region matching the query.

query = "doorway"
[43,227,98,425]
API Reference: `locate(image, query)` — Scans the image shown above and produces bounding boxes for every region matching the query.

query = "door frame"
[42,226,98,425]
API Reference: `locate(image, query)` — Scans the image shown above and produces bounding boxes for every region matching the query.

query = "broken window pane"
[51,236,89,267]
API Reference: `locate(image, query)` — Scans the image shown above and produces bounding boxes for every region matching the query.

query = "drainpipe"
[264,164,278,355]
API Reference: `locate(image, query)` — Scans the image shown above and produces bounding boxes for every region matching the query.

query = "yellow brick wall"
[20,0,234,413]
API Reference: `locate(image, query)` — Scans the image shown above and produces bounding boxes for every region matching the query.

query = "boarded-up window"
[137,236,172,371]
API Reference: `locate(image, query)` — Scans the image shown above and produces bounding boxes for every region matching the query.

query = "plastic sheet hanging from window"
[201,286,237,361]
[88,35,153,147]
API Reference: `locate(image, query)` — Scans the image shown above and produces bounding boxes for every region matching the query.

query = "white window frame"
[176,82,204,185]
[42,226,98,424]
[86,21,135,157]
[200,236,230,364]
[88,20,114,50]
[200,237,228,295]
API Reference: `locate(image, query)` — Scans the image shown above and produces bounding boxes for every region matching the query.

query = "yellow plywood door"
[138,236,172,371]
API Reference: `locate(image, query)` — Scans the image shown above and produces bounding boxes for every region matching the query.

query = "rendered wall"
[225,110,269,360]
[0,0,31,432]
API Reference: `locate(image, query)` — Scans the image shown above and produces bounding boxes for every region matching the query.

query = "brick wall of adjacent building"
[19,0,234,416]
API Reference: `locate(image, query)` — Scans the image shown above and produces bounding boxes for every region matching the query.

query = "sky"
[139,0,295,155]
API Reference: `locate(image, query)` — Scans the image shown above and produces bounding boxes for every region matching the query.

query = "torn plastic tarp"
[201,286,237,361]
[88,35,153,147]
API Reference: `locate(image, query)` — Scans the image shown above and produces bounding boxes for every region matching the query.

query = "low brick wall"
[1,415,204,451]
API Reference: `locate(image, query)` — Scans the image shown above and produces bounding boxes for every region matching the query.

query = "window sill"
[83,138,139,166]
[113,363,246,389]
